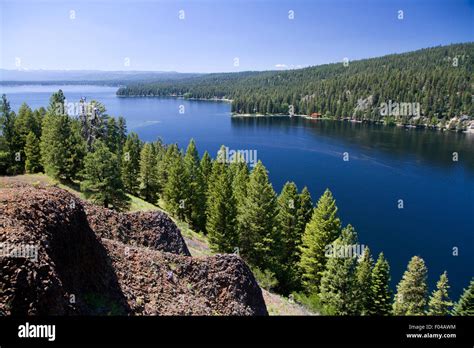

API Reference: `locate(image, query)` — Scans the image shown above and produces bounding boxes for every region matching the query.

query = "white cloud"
[274,64,288,69]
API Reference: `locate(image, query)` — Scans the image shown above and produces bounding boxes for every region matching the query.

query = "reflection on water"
[231,116,474,173]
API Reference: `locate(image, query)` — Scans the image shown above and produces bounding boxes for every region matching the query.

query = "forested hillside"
[117,43,473,124]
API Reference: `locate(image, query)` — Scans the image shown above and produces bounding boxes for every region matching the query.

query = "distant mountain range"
[0,69,200,84]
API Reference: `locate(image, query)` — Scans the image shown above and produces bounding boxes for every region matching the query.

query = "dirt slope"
[0,184,268,316]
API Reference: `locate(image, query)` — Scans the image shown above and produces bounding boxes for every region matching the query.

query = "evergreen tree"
[40,102,85,182]
[393,256,428,315]
[14,103,40,171]
[452,278,473,316]
[87,100,108,144]
[48,89,66,112]
[139,142,158,202]
[156,143,180,192]
[67,119,87,180]
[105,117,119,154]
[24,132,42,173]
[299,189,341,293]
[117,116,127,153]
[355,247,374,315]
[206,160,238,252]
[200,151,213,186]
[40,91,67,179]
[238,160,277,271]
[153,138,166,196]
[0,94,21,174]
[428,271,453,315]
[121,132,141,195]
[274,181,301,293]
[368,252,392,315]
[81,140,129,210]
[0,135,8,174]
[199,150,213,213]
[319,225,359,315]
[296,186,313,235]
[183,139,206,231]
[232,159,249,241]
[15,103,40,141]
[163,149,188,220]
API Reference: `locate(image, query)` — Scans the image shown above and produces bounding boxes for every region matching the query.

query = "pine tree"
[355,247,374,315]
[163,149,188,220]
[39,90,87,181]
[319,225,359,315]
[368,252,392,315]
[121,132,141,195]
[156,143,180,192]
[206,160,238,252]
[452,278,473,316]
[117,116,127,154]
[393,256,428,315]
[15,103,40,141]
[67,119,87,181]
[299,188,341,293]
[0,94,22,174]
[105,117,119,154]
[86,100,108,146]
[139,142,158,202]
[24,132,42,173]
[183,139,206,231]
[274,181,301,293]
[200,151,213,186]
[232,160,249,241]
[153,138,166,196]
[14,103,40,171]
[81,140,129,210]
[0,136,8,174]
[199,150,213,215]
[238,160,277,270]
[296,186,313,235]
[290,186,313,290]
[428,271,453,315]
[40,111,84,181]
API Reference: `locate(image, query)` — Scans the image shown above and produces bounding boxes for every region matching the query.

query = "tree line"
[117,43,473,124]
[0,91,472,316]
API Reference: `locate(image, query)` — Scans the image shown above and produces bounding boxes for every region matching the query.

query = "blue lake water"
[1,84,473,299]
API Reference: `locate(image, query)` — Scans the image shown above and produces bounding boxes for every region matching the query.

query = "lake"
[1,84,473,299]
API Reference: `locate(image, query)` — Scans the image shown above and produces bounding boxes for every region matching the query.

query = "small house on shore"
[309,112,322,119]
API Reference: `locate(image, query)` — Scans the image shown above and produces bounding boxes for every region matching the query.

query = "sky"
[0,0,473,73]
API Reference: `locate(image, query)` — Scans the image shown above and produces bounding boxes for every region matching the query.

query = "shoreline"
[116,94,233,103]
[231,113,474,133]
[93,92,474,134]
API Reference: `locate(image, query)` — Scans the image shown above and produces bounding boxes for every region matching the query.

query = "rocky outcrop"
[83,203,190,256]
[0,185,268,316]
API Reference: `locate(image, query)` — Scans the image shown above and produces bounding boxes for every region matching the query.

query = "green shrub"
[292,292,324,314]
[251,267,278,291]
